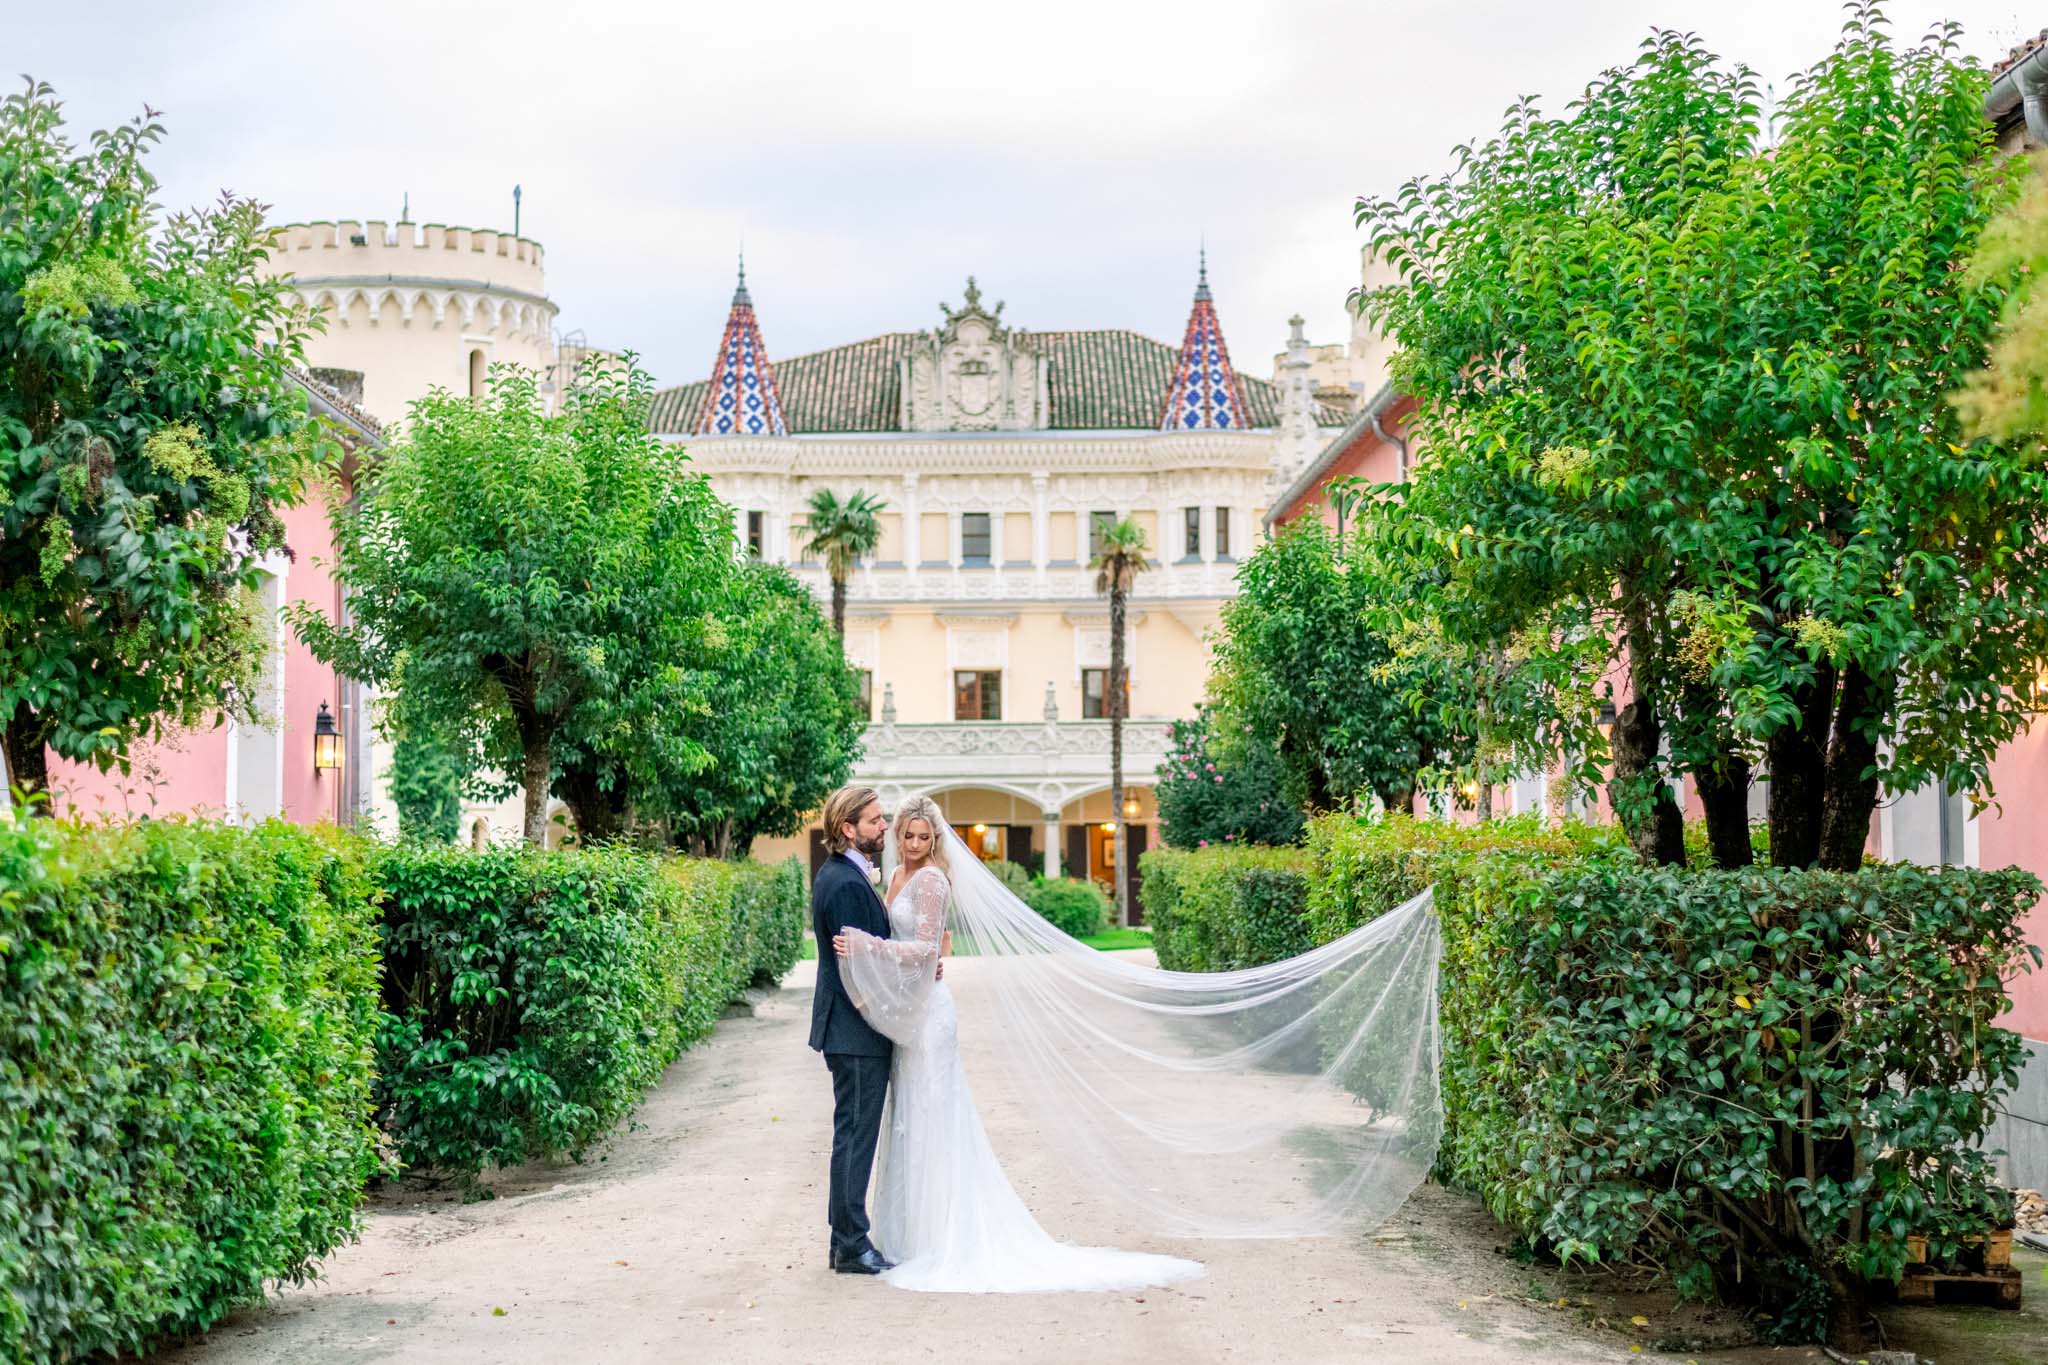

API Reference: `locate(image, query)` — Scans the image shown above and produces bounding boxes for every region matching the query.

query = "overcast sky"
[11,1,2040,385]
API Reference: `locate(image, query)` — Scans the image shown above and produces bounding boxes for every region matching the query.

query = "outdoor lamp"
[1123,797,1139,818]
[1100,821,1115,833]
[313,701,343,772]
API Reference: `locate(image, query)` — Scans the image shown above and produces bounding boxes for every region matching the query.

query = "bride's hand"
[832,932,850,957]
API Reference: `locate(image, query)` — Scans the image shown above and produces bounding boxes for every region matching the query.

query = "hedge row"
[374,846,805,1180]
[0,820,806,1362]
[0,818,381,1364]
[1140,815,2043,1340]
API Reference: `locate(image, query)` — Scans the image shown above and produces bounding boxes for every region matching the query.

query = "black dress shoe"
[831,1247,895,1275]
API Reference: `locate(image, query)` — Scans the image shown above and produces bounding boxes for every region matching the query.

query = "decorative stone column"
[902,472,921,581]
[1031,471,1050,574]
[1043,809,1063,878]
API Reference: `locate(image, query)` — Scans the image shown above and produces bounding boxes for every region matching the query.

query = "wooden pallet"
[1896,1264,2023,1309]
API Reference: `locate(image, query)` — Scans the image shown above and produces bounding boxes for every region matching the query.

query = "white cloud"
[14,0,2040,385]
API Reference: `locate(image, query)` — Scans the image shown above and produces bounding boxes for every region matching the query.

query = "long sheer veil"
[886,818,1443,1239]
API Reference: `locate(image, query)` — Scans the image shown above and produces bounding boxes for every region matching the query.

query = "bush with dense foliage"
[1142,816,2041,1345]
[1141,845,1316,972]
[374,845,804,1179]
[0,816,382,1363]
[1023,874,1111,939]
[1155,708,1305,850]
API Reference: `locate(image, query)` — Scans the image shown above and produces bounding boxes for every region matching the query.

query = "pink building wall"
[1980,718,2048,1038]
[47,491,354,827]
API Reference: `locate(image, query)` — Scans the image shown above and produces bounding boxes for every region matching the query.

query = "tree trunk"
[1767,664,1837,869]
[1609,696,1685,865]
[1110,582,1129,928]
[554,759,626,846]
[831,575,847,641]
[1476,777,1494,822]
[519,733,553,846]
[2,702,51,815]
[1694,756,1755,869]
[1817,661,1890,872]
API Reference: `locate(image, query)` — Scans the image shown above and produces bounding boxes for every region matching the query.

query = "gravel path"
[159,959,1661,1365]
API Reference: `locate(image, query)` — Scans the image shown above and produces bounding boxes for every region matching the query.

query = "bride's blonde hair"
[893,794,950,874]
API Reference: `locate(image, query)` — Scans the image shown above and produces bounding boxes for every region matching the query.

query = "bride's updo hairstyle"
[893,793,951,874]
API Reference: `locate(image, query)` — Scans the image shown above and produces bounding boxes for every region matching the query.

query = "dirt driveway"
[160,958,1666,1365]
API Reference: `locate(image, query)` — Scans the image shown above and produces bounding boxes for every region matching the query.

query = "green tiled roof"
[648,328,1320,434]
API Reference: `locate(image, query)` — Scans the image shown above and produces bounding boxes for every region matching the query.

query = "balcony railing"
[854,718,1171,805]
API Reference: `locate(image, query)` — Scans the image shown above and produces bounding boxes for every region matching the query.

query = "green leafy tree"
[1091,517,1149,926]
[387,722,464,843]
[1155,708,1304,849]
[1212,517,1455,818]
[555,556,865,856]
[293,361,729,844]
[0,81,319,803]
[802,487,884,640]
[1357,12,2048,872]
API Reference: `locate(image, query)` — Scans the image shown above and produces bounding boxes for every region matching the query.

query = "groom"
[810,786,898,1275]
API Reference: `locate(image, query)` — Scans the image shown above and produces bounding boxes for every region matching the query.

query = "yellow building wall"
[1049,511,1077,562]
[876,512,903,562]
[920,512,949,563]
[1003,514,1032,564]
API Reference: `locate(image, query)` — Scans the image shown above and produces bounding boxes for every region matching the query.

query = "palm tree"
[802,488,886,640]
[1091,517,1151,927]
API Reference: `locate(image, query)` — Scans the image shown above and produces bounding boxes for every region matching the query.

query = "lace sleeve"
[838,869,948,1045]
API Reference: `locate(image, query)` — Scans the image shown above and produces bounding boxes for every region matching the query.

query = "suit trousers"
[825,1051,891,1257]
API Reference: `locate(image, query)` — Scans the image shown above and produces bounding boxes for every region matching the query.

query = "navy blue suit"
[810,851,893,1258]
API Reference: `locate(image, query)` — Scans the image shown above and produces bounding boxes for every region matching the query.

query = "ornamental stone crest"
[901,277,1051,432]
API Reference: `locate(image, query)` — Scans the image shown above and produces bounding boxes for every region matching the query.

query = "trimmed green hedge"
[1140,815,2043,1339]
[0,817,382,1364]
[1143,845,1315,971]
[375,847,804,1180]
[1024,875,1111,939]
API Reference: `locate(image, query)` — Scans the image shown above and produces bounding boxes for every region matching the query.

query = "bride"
[831,793,1204,1294]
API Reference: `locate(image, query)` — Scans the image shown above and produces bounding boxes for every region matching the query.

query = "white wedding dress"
[838,863,1204,1294]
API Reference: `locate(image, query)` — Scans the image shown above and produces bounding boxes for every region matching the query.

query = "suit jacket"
[809,851,895,1057]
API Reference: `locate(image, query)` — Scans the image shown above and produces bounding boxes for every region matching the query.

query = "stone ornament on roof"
[901,277,1052,432]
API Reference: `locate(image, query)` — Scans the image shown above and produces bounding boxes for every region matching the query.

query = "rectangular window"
[746,510,765,558]
[961,512,992,566]
[1215,506,1232,558]
[1088,509,1116,561]
[1184,507,1201,558]
[1084,667,1135,720]
[954,669,1002,721]
[856,669,873,721]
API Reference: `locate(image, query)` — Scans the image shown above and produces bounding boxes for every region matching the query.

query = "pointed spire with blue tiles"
[694,253,788,436]
[1159,249,1249,431]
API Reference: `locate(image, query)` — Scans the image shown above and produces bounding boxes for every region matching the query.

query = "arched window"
[468,348,486,398]
[470,817,489,850]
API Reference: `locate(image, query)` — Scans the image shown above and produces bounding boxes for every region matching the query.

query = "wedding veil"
[885,818,1443,1240]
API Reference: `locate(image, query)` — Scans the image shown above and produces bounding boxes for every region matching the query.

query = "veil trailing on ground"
[880,819,1443,1240]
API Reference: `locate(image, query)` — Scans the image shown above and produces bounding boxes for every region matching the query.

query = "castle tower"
[693,256,788,436]
[258,216,559,427]
[1159,251,1249,431]
[1270,314,1322,488]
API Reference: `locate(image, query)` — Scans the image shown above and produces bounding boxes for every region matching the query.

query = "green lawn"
[1076,927,1154,952]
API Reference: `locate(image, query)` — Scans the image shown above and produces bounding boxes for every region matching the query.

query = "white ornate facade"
[656,268,1341,899]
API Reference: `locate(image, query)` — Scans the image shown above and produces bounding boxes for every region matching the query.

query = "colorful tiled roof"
[693,257,788,436]
[650,325,1313,434]
[1159,253,1250,431]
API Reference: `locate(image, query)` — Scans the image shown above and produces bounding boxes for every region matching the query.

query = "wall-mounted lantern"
[313,701,343,773]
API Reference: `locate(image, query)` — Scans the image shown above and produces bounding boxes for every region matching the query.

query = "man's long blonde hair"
[821,785,881,855]
[893,793,950,874]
